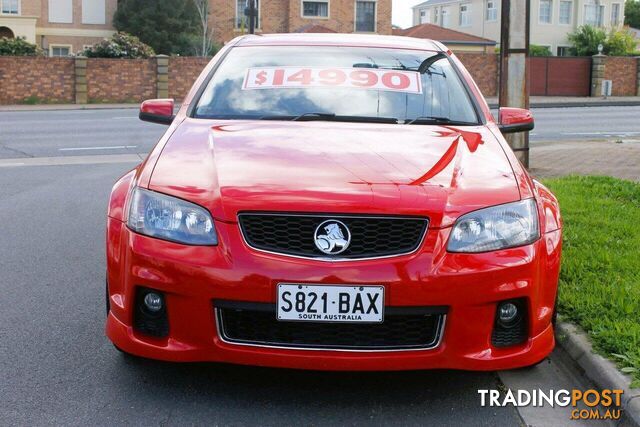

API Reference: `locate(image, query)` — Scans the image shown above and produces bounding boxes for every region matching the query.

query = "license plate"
[277,284,384,323]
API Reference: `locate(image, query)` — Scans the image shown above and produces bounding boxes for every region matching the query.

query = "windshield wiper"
[405,116,477,126]
[259,113,398,124]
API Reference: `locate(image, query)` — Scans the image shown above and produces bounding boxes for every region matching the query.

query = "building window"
[539,0,552,24]
[355,1,375,32]
[433,8,438,24]
[459,3,471,26]
[49,0,72,23]
[557,46,573,56]
[584,2,604,26]
[441,7,450,27]
[50,45,71,57]
[485,1,497,21]
[419,9,429,24]
[236,0,260,29]
[1,0,19,14]
[302,1,328,17]
[611,3,620,26]
[559,1,572,24]
[82,0,105,24]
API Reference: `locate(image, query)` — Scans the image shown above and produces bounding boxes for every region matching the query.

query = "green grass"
[543,176,640,387]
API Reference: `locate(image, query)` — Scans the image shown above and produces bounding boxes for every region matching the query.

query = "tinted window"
[194,46,479,124]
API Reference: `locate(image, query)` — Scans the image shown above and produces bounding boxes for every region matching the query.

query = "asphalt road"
[0,106,624,426]
[1,105,639,159]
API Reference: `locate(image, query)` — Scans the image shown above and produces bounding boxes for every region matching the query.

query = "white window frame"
[354,0,377,33]
[433,8,439,24]
[81,0,106,24]
[441,7,450,27]
[583,2,604,26]
[459,3,471,26]
[1,0,20,15]
[610,3,620,26]
[49,44,73,57]
[485,1,497,22]
[558,0,572,25]
[539,0,552,24]
[301,0,330,18]
[556,45,572,56]
[48,0,73,23]
[235,0,261,30]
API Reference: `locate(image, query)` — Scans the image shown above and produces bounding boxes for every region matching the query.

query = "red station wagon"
[105,33,562,371]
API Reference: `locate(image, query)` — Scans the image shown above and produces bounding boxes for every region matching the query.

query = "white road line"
[59,145,137,151]
[111,116,137,120]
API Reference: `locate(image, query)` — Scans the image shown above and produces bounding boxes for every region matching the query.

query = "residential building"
[0,0,116,56]
[211,0,392,45]
[393,22,496,52]
[411,0,625,55]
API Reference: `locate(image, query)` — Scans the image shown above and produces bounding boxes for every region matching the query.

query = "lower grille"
[215,301,447,351]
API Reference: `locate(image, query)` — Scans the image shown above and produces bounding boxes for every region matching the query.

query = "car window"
[194,46,479,124]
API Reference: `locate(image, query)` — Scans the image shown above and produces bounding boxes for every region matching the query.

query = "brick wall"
[169,57,211,100]
[604,56,638,96]
[456,53,499,97]
[86,59,156,103]
[0,57,74,104]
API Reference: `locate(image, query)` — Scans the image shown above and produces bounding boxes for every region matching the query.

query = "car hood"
[148,119,521,228]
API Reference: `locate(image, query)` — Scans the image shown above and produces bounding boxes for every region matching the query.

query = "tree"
[568,25,607,55]
[192,0,215,56]
[83,32,155,58]
[113,0,199,55]
[625,0,640,28]
[0,37,44,56]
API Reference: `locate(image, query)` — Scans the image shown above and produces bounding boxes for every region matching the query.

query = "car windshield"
[194,46,479,124]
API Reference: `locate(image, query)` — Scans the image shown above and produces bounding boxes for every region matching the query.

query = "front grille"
[238,213,428,260]
[215,301,447,351]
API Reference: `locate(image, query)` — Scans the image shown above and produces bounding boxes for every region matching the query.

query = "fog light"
[499,302,518,323]
[143,292,163,313]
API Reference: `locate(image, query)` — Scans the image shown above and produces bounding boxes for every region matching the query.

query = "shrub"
[604,27,638,56]
[568,25,607,56]
[0,36,44,56]
[83,32,155,58]
[529,44,552,56]
[569,25,638,56]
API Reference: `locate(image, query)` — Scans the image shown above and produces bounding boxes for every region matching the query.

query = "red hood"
[148,119,521,228]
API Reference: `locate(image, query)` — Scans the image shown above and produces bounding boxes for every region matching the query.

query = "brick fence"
[0,54,638,105]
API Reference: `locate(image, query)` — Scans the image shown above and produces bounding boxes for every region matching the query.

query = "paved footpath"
[530,140,640,182]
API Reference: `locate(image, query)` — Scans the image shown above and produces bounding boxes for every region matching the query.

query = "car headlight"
[447,199,539,253]
[127,187,217,245]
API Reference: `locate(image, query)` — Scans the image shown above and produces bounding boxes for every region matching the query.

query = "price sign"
[242,66,422,94]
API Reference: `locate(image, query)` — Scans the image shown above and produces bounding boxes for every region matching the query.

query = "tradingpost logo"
[478,388,624,421]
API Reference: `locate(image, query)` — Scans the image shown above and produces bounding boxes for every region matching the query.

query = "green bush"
[604,27,638,56]
[529,44,552,56]
[83,32,155,58]
[568,25,638,56]
[0,36,44,56]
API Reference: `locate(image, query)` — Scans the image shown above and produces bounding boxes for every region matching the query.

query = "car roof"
[233,33,444,51]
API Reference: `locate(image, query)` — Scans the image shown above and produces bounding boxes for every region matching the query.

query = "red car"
[105,34,562,371]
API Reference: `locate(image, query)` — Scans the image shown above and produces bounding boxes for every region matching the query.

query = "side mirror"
[139,99,175,125]
[498,107,534,134]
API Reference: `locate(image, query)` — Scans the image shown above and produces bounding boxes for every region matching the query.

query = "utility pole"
[245,0,257,34]
[499,0,530,167]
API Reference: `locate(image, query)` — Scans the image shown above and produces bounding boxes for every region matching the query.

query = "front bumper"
[105,217,561,370]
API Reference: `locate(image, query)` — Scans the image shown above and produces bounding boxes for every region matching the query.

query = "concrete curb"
[556,321,640,426]
[0,103,140,112]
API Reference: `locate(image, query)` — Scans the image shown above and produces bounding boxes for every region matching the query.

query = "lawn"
[543,176,640,386]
